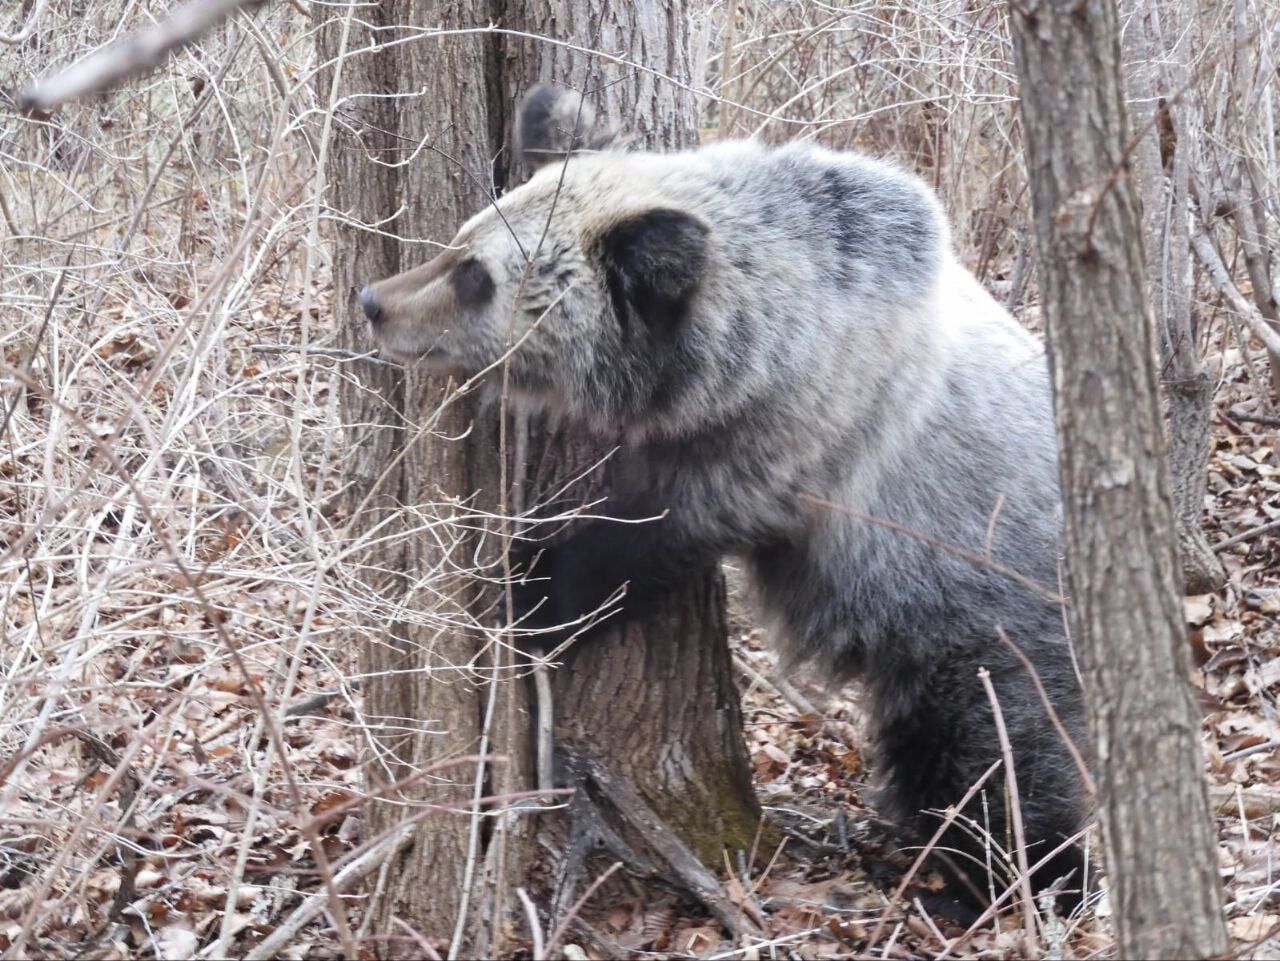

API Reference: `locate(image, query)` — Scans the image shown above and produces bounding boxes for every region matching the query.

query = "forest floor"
[3,260,1279,960]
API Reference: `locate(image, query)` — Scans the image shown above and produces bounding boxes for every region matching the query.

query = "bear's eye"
[451,258,495,308]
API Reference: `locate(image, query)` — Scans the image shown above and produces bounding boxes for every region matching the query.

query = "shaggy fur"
[362,85,1089,910]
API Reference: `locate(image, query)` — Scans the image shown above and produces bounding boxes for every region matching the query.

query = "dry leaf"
[153,924,198,960]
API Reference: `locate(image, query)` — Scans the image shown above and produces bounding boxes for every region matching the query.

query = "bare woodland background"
[1,0,1279,958]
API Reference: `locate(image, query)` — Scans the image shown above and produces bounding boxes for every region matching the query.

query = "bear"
[358,83,1090,916]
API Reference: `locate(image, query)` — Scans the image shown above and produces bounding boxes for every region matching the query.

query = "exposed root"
[552,746,762,942]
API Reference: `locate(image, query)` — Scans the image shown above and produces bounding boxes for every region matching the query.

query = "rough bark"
[1123,0,1225,594]
[320,3,759,955]
[316,1,497,942]
[1007,1,1228,958]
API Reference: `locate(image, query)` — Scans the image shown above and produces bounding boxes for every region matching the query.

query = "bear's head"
[359,84,712,433]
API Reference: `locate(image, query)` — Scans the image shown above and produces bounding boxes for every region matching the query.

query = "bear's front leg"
[510,502,720,646]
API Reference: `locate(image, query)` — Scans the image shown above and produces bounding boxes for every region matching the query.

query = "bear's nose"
[358,285,382,324]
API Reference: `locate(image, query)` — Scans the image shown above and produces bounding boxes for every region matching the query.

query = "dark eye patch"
[450,258,495,307]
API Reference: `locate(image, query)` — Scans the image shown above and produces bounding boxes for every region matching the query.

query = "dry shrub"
[710,1,1024,280]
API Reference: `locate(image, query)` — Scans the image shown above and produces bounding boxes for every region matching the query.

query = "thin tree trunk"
[1227,0,1280,399]
[1124,0,1225,593]
[1008,1,1228,957]
[320,3,760,955]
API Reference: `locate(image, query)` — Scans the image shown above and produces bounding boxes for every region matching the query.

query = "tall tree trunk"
[1124,0,1225,594]
[1007,1,1228,958]
[316,1,498,945]
[319,3,760,956]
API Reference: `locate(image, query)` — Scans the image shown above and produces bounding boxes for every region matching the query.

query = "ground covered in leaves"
[2,318,1278,959]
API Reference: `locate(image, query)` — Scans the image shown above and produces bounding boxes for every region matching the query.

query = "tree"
[1007,1,1228,957]
[316,0,492,945]
[317,3,760,954]
[1123,0,1225,594]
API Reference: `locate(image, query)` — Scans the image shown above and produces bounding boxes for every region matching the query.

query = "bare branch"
[0,0,49,45]
[1214,516,1280,551]
[242,828,415,961]
[978,667,1037,946]
[1191,225,1280,356]
[19,0,265,114]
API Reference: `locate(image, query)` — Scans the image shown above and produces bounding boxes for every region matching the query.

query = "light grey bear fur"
[363,85,1088,909]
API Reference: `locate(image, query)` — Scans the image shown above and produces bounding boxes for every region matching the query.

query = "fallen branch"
[20,0,266,114]
[1228,407,1280,428]
[243,827,414,961]
[1208,784,1280,819]
[732,653,859,751]
[1214,517,1280,552]
[1220,739,1280,764]
[560,749,762,942]
[284,688,345,718]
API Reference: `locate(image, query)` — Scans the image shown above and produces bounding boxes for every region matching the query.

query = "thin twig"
[544,861,623,958]
[391,918,444,961]
[0,0,48,45]
[516,888,547,960]
[0,365,359,958]
[995,627,1095,798]
[935,828,1090,960]
[911,896,952,949]
[1221,738,1280,763]
[250,343,399,366]
[977,667,1038,947]
[866,758,1003,948]
[1214,516,1280,551]
[1228,408,1280,427]
[732,652,858,750]
[243,828,415,961]
[799,493,1061,603]
[1191,226,1280,356]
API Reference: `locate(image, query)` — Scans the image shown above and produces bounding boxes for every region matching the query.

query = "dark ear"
[595,208,710,335]
[515,84,622,171]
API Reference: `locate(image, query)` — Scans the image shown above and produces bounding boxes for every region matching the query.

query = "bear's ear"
[595,208,710,336]
[516,84,622,171]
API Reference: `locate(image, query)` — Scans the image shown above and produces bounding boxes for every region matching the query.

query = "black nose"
[358,285,381,323]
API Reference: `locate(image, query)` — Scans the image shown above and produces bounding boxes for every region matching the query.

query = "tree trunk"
[316,0,498,945]
[1007,1,1228,958]
[1225,0,1280,400]
[1123,0,1225,594]
[319,3,760,956]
